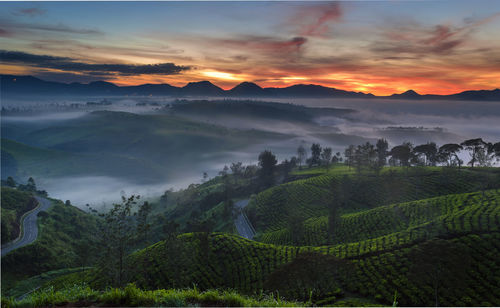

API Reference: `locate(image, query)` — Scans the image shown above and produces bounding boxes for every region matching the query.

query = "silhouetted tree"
[344,145,355,169]
[376,138,389,167]
[297,145,307,169]
[309,143,322,167]
[65,200,71,206]
[461,138,486,168]
[258,150,277,187]
[321,147,333,169]
[438,143,463,167]
[413,142,438,166]
[390,143,413,167]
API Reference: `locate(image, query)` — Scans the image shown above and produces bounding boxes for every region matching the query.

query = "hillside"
[84,225,499,306]
[0,187,38,244]
[1,198,99,292]
[3,166,500,306]
[1,111,289,182]
[246,167,500,239]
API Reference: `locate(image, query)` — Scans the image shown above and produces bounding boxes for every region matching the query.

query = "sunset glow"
[1,1,499,95]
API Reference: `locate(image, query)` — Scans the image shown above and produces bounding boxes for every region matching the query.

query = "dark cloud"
[0,50,191,75]
[15,7,45,16]
[0,20,103,35]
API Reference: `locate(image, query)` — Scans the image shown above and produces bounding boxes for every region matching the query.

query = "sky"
[1,1,500,95]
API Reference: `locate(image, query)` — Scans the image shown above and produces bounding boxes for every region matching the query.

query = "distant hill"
[1,74,499,100]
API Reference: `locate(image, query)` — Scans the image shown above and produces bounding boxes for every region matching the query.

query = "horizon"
[4,74,499,96]
[1,1,500,95]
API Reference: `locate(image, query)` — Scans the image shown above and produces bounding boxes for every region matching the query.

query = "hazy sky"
[1,1,500,95]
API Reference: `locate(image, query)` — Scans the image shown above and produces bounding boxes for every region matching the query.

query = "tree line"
[341,138,500,173]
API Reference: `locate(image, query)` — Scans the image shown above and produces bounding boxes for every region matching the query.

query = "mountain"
[390,89,421,99]
[228,82,266,96]
[267,84,375,98]
[182,80,224,96]
[1,74,499,100]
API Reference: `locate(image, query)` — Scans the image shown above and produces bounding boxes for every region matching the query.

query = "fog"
[2,96,499,208]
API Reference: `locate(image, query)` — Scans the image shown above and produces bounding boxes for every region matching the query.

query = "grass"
[1,268,89,299]
[2,283,302,307]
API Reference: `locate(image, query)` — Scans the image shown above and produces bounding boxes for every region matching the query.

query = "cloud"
[217,35,307,55]
[0,50,191,75]
[15,7,45,16]
[373,12,500,56]
[287,2,342,37]
[0,28,12,37]
[0,19,103,35]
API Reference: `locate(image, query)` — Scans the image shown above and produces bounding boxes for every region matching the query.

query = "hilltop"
[2,75,499,100]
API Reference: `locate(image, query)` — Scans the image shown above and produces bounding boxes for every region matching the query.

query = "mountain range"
[1,75,499,101]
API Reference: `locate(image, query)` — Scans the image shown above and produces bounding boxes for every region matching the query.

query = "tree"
[65,200,71,206]
[96,195,140,286]
[136,201,152,245]
[461,138,487,168]
[376,139,389,167]
[26,177,36,191]
[202,172,208,182]
[344,145,355,169]
[490,142,500,162]
[5,176,16,188]
[297,145,307,169]
[390,143,413,167]
[438,143,463,167]
[309,143,322,167]
[321,147,333,169]
[413,142,438,166]
[258,150,277,187]
[230,162,244,177]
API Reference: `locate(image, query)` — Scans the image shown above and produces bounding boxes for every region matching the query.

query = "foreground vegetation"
[1,283,302,307]
[2,135,500,306]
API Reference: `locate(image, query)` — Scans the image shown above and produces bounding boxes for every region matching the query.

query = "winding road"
[1,196,53,257]
[234,199,256,239]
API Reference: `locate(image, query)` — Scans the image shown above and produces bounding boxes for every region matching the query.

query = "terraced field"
[258,189,500,246]
[95,226,500,306]
[247,167,500,240]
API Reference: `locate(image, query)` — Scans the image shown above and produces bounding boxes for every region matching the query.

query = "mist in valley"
[2,96,499,208]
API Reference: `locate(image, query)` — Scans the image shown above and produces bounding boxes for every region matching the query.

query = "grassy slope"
[247,166,500,237]
[9,172,500,306]
[0,187,38,244]
[1,200,99,293]
[108,221,499,306]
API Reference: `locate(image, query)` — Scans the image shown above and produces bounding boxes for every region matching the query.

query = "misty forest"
[1,1,500,307]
